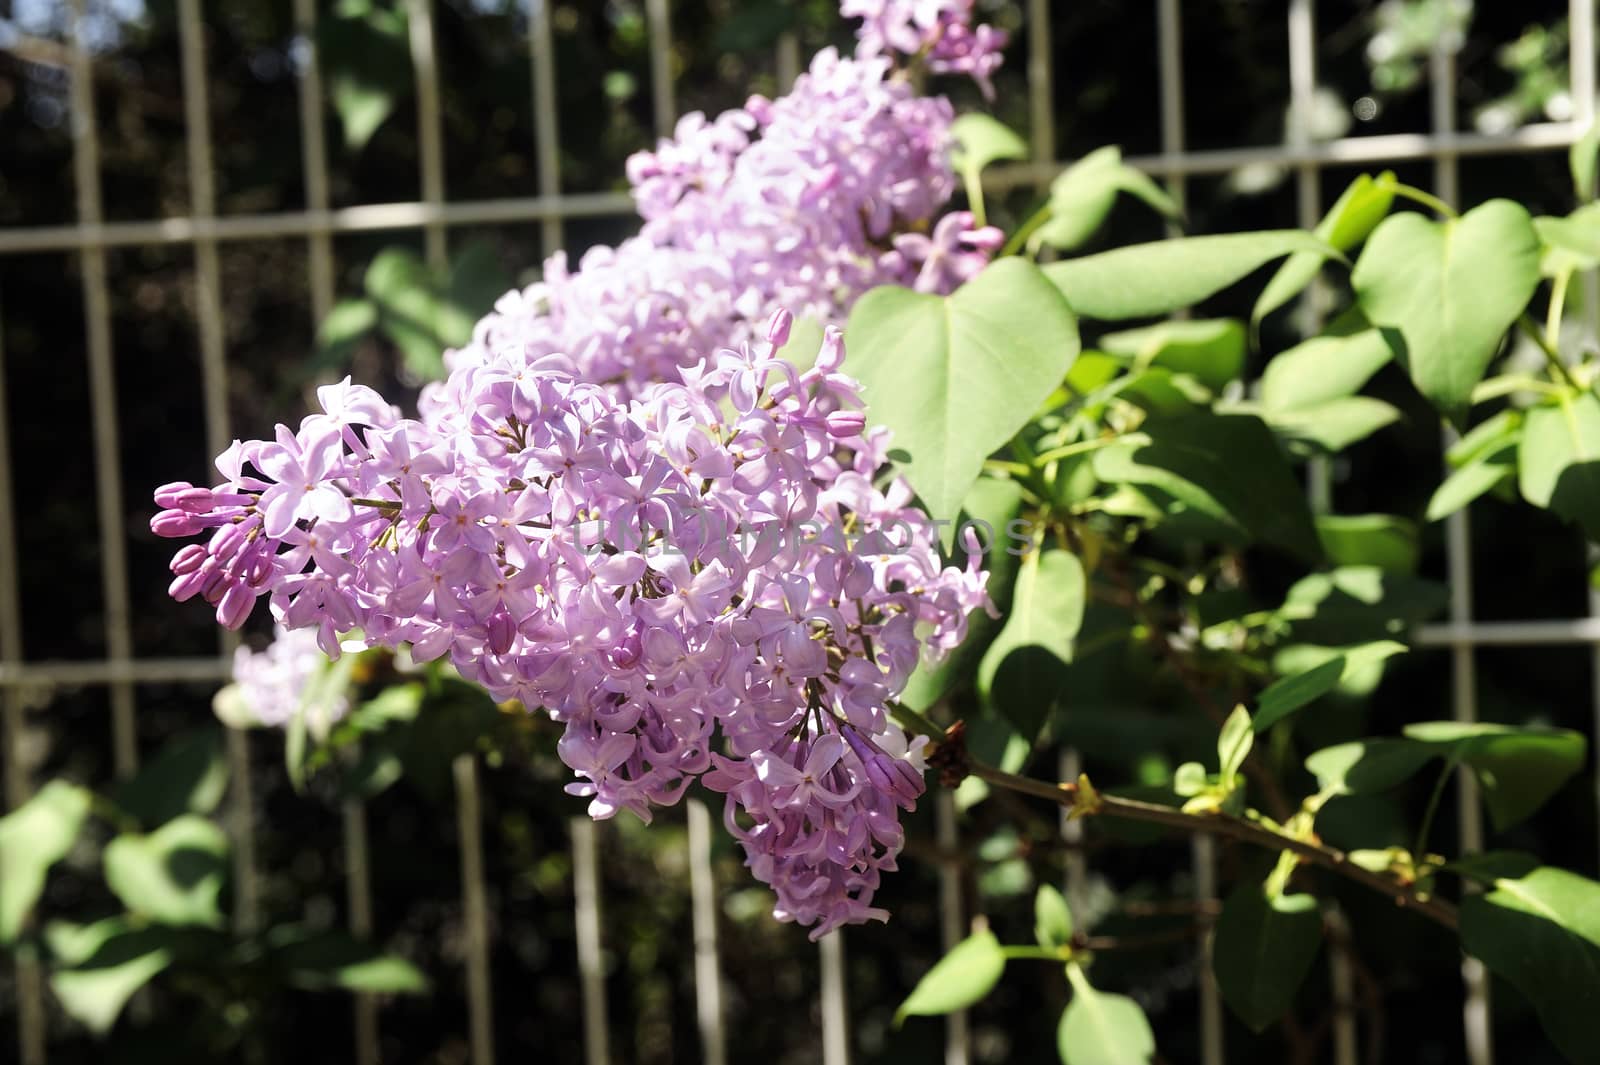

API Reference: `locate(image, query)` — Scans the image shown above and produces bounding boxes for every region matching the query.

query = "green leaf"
[1266,397,1399,453]
[1217,705,1254,783]
[287,646,360,790]
[319,5,412,152]
[46,918,174,1035]
[1445,850,1540,884]
[978,548,1086,739]
[1352,200,1542,420]
[950,113,1028,174]
[1059,965,1157,1065]
[1091,414,1323,562]
[1314,514,1418,572]
[0,781,92,943]
[1099,319,1244,391]
[1403,721,1588,831]
[1518,392,1600,539]
[110,729,228,828]
[901,477,1025,710]
[1305,738,1436,795]
[1254,641,1406,733]
[271,928,430,993]
[445,239,513,322]
[1535,204,1600,275]
[1461,867,1600,1065]
[1035,884,1075,951]
[312,298,380,372]
[846,258,1080,520]
[1034,146,1180,252]
[1574,123,1600,202]
[1278,566,1446,643]
[1212,884,1324,1032]
[1045,231,1338,321]
[368,249,473,380]
[102,815,229,929]
[211,683,259,730]
[1427,442,1517,522]
[1259,325,1393,413]
[1254,172,1396,325]
[1173,761,1208,797]
[895,928,1007,1023]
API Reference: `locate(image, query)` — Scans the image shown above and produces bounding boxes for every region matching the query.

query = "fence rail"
[3,2,1599,1064]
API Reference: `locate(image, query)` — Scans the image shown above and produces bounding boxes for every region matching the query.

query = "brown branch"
[963,761,1460,932]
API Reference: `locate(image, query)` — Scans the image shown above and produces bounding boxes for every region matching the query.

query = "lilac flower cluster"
[444,17,1002,395]
[230,623,349,729]
[154,319,991,937]
[842,0,1009,97]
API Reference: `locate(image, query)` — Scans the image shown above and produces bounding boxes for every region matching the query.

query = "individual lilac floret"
[230,624,348,728]
[153,316,992,936]
[842,0,1010,98]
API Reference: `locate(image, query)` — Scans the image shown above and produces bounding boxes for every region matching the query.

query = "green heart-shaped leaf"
[847,258,1080,521]
[1461,867,1600,1065]
[103,815,229,929]
[1352,200,1541,420]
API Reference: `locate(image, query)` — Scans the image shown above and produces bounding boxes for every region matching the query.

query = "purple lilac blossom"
[440,35,997,397]
[841,0,1009,98]
[154,320,993,937]
[230,623,349,728]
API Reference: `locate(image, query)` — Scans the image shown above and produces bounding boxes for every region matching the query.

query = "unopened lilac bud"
[172,486,216,513]
[209,521,248,562]
[825,409,867,438]
[216,582,255,630]
[815,326,845,373]
[168,568,208,602]
[765,308,794,348]
[153,482,196,508]
[151,508,205,538]
[170,543,209,575]
[486,610,516,656]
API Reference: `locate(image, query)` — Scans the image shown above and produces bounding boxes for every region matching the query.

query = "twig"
[961,760,1459,932]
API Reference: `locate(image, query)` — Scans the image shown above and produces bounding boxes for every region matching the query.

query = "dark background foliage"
[0,1,1594,1062]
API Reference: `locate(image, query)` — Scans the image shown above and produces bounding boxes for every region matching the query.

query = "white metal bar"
[455,754,494,1065]
[686,799,727,1065]
[935,792,968,1065]
[776,32,801,91]
[1192,835,1224,1065]
[572,815,611,1065]
[1156,0,1186,211]
[1416,617,1600,646]
[818,929,850,1065]
[176,0,259,943]
[0,290,45,1065]
[69,0,137,779]
[1,116,1593,259]
[1027,0,1056,167]
[0,193,635,256]
[13,615,1600,693]
[0,657,232,686]
[1574,0,1597,129]
[294,0,336,326]
[407,0,448,272]
[646,0,675,136]
[529,0,564,256]
[988,121,1589,191]
[1057,749,1087,921]
[1429,25,1492,1065]
[342,788,379,1065]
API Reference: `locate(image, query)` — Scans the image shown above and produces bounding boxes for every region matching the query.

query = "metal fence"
[2,1,1599,1064]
